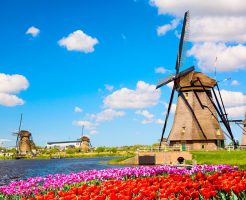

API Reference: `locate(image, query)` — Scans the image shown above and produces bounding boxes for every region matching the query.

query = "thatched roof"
[19,130,31,137]
[179,71,217,91]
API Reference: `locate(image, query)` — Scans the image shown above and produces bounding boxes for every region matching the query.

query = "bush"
[65,147,76,154]
[110,147,117,153]
[95,147,105,153]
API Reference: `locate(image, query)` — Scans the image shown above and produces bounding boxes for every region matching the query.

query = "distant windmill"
[242,114,246,146]
[156,11,237,150]
[80,125,92,152]
[12,114,36,156]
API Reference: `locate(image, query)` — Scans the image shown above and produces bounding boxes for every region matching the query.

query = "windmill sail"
[176,11,190,73]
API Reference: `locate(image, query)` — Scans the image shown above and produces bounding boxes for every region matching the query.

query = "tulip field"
[0,165,245,200]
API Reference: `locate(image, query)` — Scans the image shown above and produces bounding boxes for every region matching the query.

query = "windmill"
[242,114,246,146]
[226,113,246,147]
[12,114,36,156]
[156,11,237,150]
[80,125,92,152]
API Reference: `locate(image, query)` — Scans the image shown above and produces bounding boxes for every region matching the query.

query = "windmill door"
[181,142,186,151]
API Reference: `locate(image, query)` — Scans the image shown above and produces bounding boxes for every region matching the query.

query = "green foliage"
[74,148,81,153]
[95,147,106,153]
[108,154,135,164]
[65,147,76,154]
[49,148,59,154]
[109,147,117,153]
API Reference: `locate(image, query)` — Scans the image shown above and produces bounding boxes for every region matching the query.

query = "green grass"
[191,150,246,169]
[0,151,136,160]
[107,154,135,164]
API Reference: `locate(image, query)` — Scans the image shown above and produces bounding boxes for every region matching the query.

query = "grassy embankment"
[0,151,135,160]
[107,150,246,169]
[192,150,246,169]
[107,155,136,164]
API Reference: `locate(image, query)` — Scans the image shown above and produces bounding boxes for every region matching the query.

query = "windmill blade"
[159,84,176,148]
[15,133,20,152]
[18,113,23,132]
[81,125,84,137]
[156,66,194,89]
[175,11,190,74]
[12,132,19,136]
[156,74,175,89]
[175,66,194,79]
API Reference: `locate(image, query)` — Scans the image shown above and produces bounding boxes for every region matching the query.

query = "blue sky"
[0,0,245,147]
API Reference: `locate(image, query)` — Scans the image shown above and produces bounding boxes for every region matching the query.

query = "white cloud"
[135,110,154,119]
[155,67,171,74]
[0,74,29,94]
[157,18,180,36]
[104,84,114,91]
[190,16,246,43]
[58,30,98,53]
[150,0,246,18]
[231,80,240,86]
[73,120,97,130]
[151,0,246,72]
[155,118,164,125]
[90,130,98,135]
[92,109,125,122]
[74,106,83,113]
[136,110,154,124]
[217,90,246,108]
[0,93,24,106]
[167,82,174,89]
[188,43,246,72]
[135,111,165,125]
[151,0,246,43]
[214,90,246,118]
[26,26,40,37]
[163,102,176,114]
[104,81,161,109]
[0,73,29,107]
[142,119,153,124]
[226,106,246,118]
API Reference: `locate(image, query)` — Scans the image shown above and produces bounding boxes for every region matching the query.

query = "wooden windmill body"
[241,118,246,146]
[156,11,237,150]
[168,72,225,150]
[80,136,91,152]
[79,125,91,152]
[18,130,32,155]
[14,114,36,156]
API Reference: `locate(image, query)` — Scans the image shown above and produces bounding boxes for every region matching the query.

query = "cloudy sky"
[0,0,245,147]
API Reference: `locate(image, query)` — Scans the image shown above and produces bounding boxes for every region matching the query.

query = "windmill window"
[182,127,186,134]
[185,93,189,99]
[201,145,205,149]
[215,128,221,136]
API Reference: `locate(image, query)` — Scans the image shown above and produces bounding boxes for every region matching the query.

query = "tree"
[95,147,105,153]
[49,148,59,154]
[110,147,117,153]
[65,147,76,154]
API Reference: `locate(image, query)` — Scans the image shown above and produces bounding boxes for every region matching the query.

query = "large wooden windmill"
[156,11,237,150]
[13,114,36,156]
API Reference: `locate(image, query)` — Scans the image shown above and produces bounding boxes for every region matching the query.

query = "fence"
[138,146,191,152]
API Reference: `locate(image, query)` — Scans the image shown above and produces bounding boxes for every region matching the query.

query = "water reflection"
[0,157,122,185]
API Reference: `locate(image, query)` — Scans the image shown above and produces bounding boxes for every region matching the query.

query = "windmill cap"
[179,71,217,91]
[19,130,31,136]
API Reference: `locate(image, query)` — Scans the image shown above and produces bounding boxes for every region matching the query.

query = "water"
[0,157,123,186]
